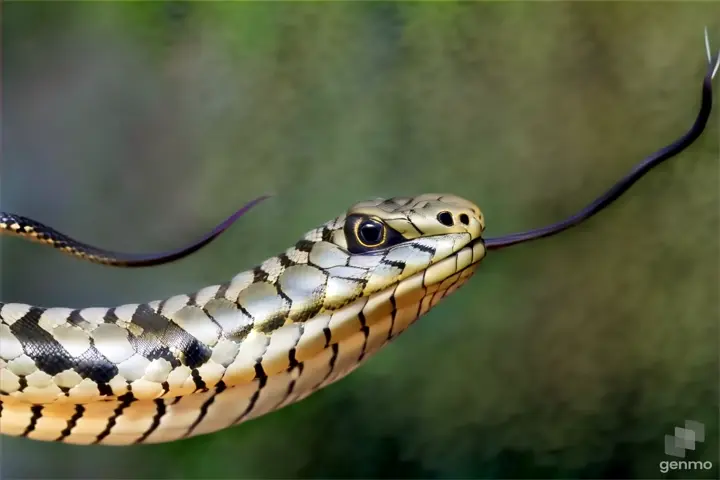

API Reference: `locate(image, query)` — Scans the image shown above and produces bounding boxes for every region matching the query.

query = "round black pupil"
[359,222,382,244]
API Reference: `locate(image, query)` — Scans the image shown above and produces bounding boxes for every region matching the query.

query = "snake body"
[1,195,485,445]
[1,35,717,447]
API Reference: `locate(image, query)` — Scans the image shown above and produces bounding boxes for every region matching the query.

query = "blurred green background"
[1,2,718,479]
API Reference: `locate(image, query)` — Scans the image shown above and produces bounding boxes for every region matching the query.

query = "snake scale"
[1,37,717,446]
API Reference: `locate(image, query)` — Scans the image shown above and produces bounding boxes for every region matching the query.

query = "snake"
[1,37,717,446]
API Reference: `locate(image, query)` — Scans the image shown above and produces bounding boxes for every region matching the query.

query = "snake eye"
[357,219,385,247]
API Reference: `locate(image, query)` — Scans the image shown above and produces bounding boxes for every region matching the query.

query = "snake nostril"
[459,213,470,226]
[437,211,454,227]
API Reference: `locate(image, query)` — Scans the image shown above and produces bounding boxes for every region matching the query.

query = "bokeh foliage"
[1,2,718,479]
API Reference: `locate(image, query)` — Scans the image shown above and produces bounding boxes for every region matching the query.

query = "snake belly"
[0,194,485,445]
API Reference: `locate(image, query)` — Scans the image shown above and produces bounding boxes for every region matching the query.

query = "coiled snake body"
[1,38,718,446]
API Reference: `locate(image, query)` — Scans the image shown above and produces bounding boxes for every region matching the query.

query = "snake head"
[285,194,486,311]
[339,194,485,252]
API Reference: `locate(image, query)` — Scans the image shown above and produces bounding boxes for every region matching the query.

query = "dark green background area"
[1,2,718,479]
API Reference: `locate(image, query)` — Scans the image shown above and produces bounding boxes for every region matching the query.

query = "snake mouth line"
[470,236,486,248]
